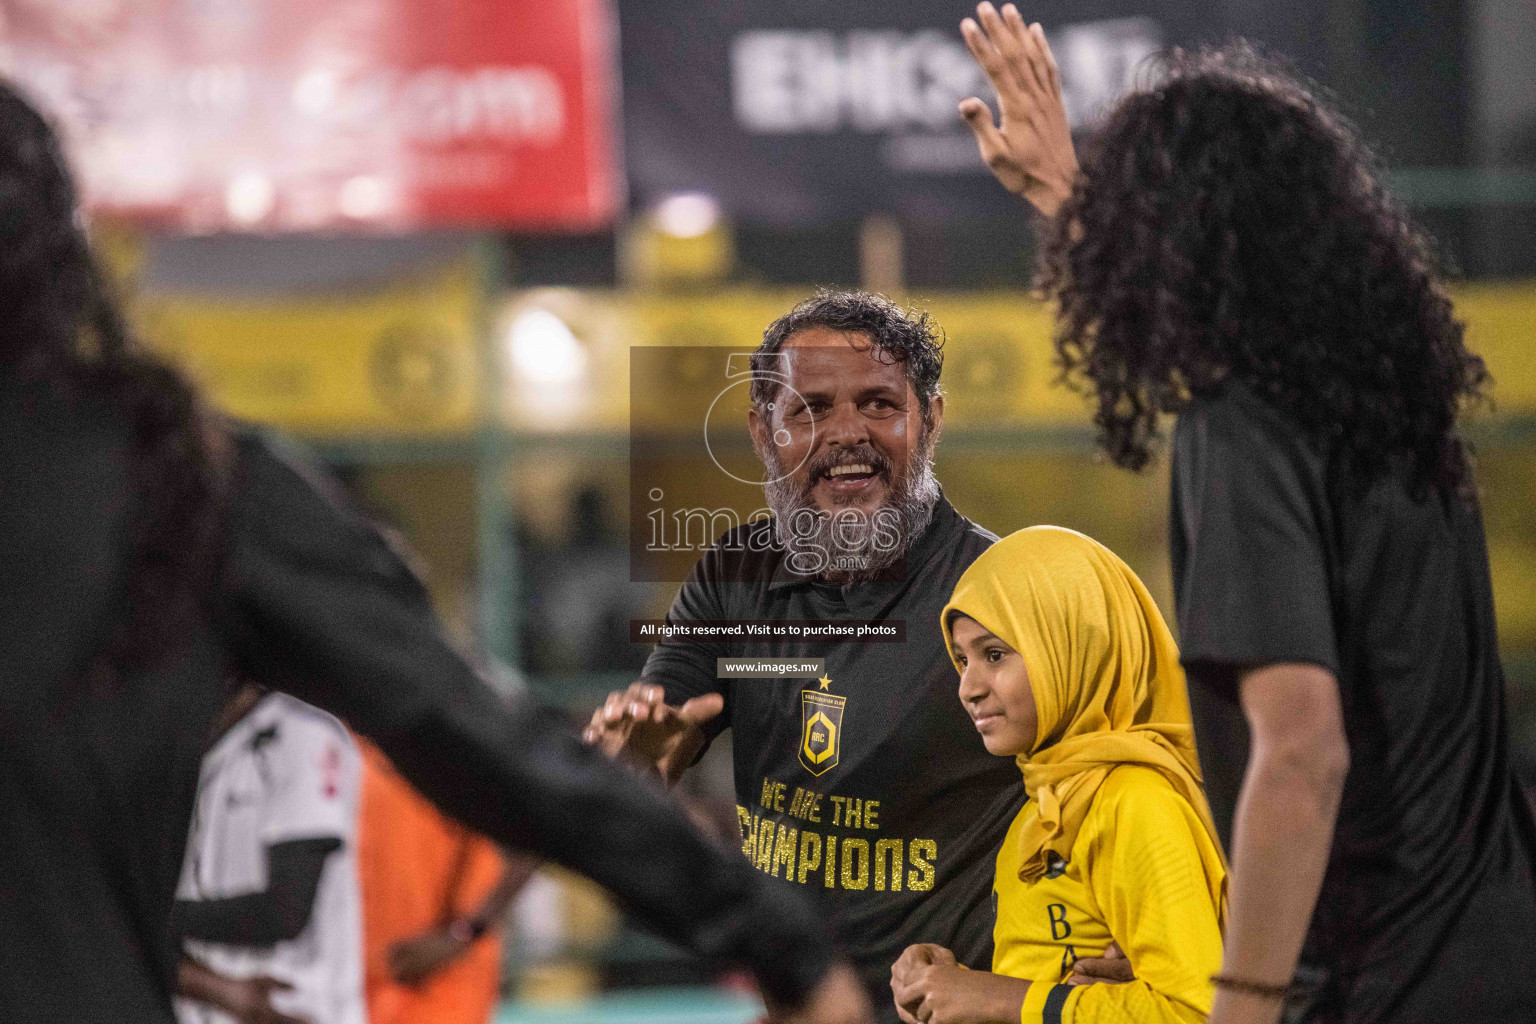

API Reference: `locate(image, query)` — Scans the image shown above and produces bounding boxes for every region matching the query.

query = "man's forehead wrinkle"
[780,345,909,385]
[782,326,875,351]
[779,328,912,390]
[781,345,884,369]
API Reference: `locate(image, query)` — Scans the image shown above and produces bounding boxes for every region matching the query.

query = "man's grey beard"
[761,429,940,582]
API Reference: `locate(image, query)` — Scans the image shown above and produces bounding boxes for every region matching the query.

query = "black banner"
[617,0,1466,226]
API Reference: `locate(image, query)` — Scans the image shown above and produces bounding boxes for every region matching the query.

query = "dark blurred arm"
[172,837,339,946]
[213,431,835,1006]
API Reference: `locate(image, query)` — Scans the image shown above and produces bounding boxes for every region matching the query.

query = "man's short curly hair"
[1038,42,1488,496]
[751,290,945,424]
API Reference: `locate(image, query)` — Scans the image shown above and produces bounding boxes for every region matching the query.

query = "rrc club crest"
[800,684,846,777]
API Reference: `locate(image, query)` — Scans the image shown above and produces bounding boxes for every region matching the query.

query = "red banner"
[0,0,619,231]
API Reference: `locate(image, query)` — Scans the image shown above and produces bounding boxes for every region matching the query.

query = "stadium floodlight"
[338,175,392,220]
[224,170,275,225]
[652,192,722,239]
[505,307,588,386]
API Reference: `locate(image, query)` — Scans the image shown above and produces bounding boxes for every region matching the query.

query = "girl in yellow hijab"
[890,527,1226,1024]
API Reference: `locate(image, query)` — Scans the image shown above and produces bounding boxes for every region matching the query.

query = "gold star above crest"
[817,674,833,691]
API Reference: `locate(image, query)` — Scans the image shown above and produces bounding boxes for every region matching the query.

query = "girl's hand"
[1067,942,1136,985]
[958,3,1079,217]
[890,945,1030,1024]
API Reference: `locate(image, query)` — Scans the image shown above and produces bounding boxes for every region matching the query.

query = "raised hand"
[581,682,724,786]
[958,3,1079,217]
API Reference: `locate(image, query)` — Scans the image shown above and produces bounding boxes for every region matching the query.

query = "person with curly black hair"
[0,79,869,1024]
[958,4,1536,1024]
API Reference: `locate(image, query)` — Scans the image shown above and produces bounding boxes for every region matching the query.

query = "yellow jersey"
[993,765,1225,1024]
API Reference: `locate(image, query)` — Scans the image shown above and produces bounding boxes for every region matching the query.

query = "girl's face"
[950,615,1039,757]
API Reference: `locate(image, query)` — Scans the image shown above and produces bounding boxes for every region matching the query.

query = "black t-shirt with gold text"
[643,495,1024,1017]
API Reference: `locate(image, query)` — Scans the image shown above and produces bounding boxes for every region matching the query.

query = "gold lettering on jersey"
[797,831,823,883]
[907,839,937,892]
[738,763,937,893]
[845,798,863,829]
[737,807,757,861]
[761,778,787,812]
[874,838,904,892]
[841,838,870,890]
[759,775,871,829]
[771,824,798,878]
[800,689,845,776]
[753,819,775,872]
[786,786,824,822]
[736,806,937,893]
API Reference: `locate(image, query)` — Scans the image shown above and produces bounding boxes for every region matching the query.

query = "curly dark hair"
[1038,42,1488,496]
[752,289,945,424]
[0,80,229,670]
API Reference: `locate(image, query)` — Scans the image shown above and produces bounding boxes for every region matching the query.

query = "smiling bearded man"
[755,319,942,583]
[585,291,1025,1022]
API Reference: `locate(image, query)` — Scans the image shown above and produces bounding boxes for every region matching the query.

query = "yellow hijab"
[941,526,1227,904]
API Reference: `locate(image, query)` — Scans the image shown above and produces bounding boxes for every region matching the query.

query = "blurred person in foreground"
[958,5,1536,1023]
[892,527,1227,1024]
[0,80,869,1024]
[174,684,363,1024]
[357,735,536,1024]
[585,291,1023,1021]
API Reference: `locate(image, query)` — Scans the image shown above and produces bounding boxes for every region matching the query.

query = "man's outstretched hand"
[581,682,724,786]
[958,3,1079,217]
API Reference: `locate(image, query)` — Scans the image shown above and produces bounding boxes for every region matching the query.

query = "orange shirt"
[356,736,506,1024]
